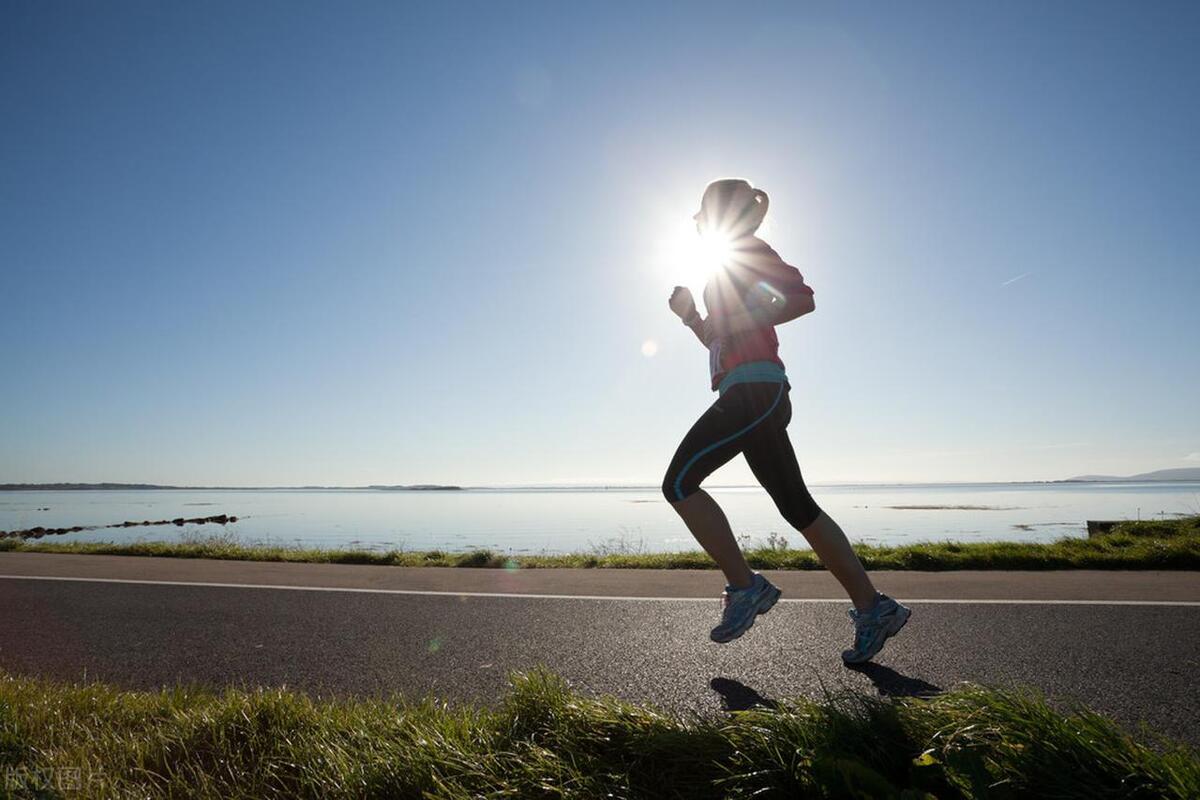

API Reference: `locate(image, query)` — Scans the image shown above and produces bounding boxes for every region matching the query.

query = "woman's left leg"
[670,490,754,589]
[662,389,773,589]
[663,383,790,642]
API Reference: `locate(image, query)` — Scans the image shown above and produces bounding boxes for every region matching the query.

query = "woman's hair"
[697,178,769,238]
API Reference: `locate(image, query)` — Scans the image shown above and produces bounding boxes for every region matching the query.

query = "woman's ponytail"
[749,188,769,229]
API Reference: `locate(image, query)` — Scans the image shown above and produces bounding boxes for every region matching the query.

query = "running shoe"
[710,573,782,643]
[841,594,911,664]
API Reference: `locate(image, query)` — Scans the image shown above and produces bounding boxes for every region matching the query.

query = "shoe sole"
[711,584,782,644]
[842,605,911,664]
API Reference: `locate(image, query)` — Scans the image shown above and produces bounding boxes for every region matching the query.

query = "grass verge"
[0,668,1195,799]
[1,517,1198,571]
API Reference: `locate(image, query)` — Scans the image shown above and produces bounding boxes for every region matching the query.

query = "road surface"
[1,553,1197,745]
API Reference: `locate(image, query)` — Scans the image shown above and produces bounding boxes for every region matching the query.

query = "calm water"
[2,483,1197,554]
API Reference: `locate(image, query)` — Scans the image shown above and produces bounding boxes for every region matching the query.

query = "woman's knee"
[662,468,698,503]
[780,494,822,531]
[661,475,676,503]
[662,470,691,501]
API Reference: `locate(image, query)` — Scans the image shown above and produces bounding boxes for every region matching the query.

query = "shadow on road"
[710,677,779,711]
[711,663,941,712]
[843,662,942,698]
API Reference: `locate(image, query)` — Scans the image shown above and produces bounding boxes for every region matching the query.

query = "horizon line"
[4,476,1200,492]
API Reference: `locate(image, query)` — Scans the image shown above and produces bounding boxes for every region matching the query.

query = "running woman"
[664,178,910,663]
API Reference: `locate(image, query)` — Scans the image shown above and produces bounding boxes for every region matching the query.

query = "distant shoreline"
[3,516,1196,570]
[0,483,464,492]
[2,479,1200,492]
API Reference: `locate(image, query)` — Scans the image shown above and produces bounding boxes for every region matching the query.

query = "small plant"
[764,531,789,551]
[454,550,503,568]
[586,527,646,556]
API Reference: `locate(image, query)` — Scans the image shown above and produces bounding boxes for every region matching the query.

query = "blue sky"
[2,1,1198,486]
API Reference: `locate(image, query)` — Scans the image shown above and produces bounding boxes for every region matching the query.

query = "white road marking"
[1,573,1197,606]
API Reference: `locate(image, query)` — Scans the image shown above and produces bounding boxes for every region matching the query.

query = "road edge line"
[1,574,1197,606]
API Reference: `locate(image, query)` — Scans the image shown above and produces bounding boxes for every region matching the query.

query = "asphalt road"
[1,554,1198,745]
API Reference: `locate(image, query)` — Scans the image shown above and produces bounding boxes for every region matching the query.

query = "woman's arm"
[682,313,715,346]
[763,289,816,326]
[708,290,815,336]
[709,239,817,335]
[670,286,716,347]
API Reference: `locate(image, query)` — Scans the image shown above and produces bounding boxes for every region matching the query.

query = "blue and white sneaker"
[710,573,782,643]
[842,593,911,664]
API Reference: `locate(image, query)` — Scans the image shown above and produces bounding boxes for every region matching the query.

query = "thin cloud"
[1185,452,1200,462]
[1000,271,1033,287]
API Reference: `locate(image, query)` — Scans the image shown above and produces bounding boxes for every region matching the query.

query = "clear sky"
[3,1,1198,487]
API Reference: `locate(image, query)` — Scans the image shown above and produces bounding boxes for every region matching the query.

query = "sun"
[654,219,734,291]
[697,229,734,270]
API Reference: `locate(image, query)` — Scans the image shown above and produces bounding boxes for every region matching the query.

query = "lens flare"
[641,339,658,357]
[654,219,736,291]
[697,230,733,273]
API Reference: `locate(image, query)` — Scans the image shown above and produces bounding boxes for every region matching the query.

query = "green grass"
[2,517,1198,571]
[0,668,1195,799]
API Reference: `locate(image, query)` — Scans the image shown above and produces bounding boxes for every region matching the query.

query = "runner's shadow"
[710,677,779,711]
[843,662,942,698]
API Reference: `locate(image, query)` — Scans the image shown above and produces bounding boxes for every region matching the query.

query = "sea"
[2,482,1197,555]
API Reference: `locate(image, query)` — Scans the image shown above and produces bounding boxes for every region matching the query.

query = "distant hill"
[0,483,463,491]
[1064,468,1200,482]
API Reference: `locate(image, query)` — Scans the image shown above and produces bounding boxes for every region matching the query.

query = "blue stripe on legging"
[672,382,786,501]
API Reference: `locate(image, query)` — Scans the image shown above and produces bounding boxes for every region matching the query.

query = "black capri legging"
[662,381,823,531]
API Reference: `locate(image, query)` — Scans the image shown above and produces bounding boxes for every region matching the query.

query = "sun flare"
[654,220,734,291]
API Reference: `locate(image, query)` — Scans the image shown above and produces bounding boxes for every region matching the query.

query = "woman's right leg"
[742,400,879,612]
[799,511,879,613]
[742,392,912,661]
